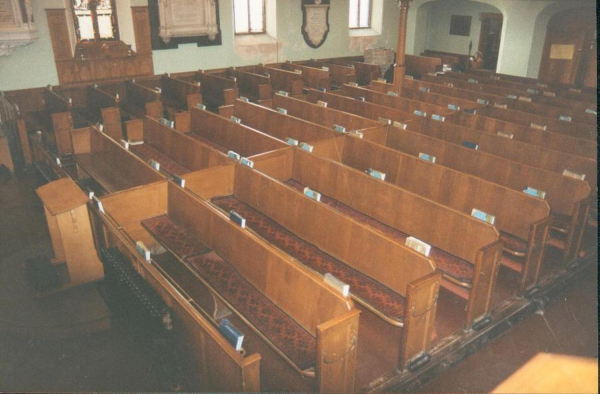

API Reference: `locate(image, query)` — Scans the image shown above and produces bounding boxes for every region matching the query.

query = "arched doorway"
[538,7,596,87]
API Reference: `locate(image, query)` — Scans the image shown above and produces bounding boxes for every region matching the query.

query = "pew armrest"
[399,271,441,369]
[316,308,360,393]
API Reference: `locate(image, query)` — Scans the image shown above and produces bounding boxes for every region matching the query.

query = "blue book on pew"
[219,319,244,351]
[462,141,479,150]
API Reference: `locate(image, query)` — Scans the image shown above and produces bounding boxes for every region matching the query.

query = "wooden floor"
[0,172,597,392]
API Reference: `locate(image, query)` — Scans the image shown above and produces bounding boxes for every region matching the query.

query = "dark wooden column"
[393,0,410,92]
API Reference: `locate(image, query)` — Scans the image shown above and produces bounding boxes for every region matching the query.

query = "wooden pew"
[296,60,357,86]
[274,61,331,90]
[187,106,288,158]
[124,117,230,179]
[240,65,304,97]
[98,178,360,391]
[338,84,456,120]
[96,81,164,120]
[321,57,382,86]
[422,50,469,69]
[189,162,439,373]
[141,74,203,112]
[271,93,389,144]
[225,67,272,106]
[252,147,500,331]
[305,89,423,126]
[443,71,552,94]
[405,54,442,78]
[191,70,239,116]
[412,117,598,194]
[386,125,592,263]
[70,126,165,195]
[231,99,341,145]
[314,134,552,295]
[33,87,76,157]
[401,78,597,126]
[422,73,539,100]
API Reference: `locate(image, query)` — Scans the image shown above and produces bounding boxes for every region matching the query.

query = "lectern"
[36,178,104,293]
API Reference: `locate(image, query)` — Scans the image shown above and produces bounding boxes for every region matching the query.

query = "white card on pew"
[120,140,129,150]
[506,95,517,100]
[155,87,161,93]
[418,152,436,163]
[321,66,329,71]
[303,187,321,202]
[87,189,94,200]
[530,123,547,131]
[404,75,414,80]
[527,88,538,95]
[173,175,186,188]
[471,208,495,225]
[413,110,426,117]
[324,273,350,297]
[519,96,532,102]
[98,123,104,132]
[378,117,391,125]
[494,103,508,109]
[196,103,206,110]
[497,131,513,139]
[387,91,399,97]
[230,77,237,82]
[277,107,288,115]
[196,82,202,87]
[239,96,250,103]
[585,108,596,115]
[277,90,289,97]
[129,140,144,146]
[393,121,407,130]
[230,116,242,124]
[333,124,346,133]
[559,115,572,122]
[285,137,299,146]
[431,114,445,122]
[444,83,454,88]
[464,108,477,115]
[317,100,328,107]
[405,237,431,257]
[93,195,105,214]
[229,210,246,228]
[377,78,387,82]
[294,70,302,74]
[562,169,585,181]
[136,241,151,262]
[240,157,254,168]
[349,130,364,138]
[299,142,313,152]
[477,98,489,105]
[419,87,430,93]
[149,160,160,171]
[355,96,365,102]
[468,78,478,83]
[447,104,460,111]
[366,168,386,181]
[349,82,359,87]
[55,157,62,167]
[228,151,241,161]
[543,91,556,97]
[317,87,327,92]
[523,187,546,199]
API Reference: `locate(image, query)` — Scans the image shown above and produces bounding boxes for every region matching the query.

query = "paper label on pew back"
[463,108,477,115]
[239,96,250,103]
[277,90,289,97]
[413,110,426,117]
[476,99,489,105]
[404,75,414,80]
[366,168,386,181]
[55,157,62,167]
[303,187,321,202]
[468,78,478,83]
[229,210,246,228]
[462,141,479,150]
[228,151,241,161]
[378,117,391,125]
[285,137,299,146]
[519,96,532,102]
[527,88,539,95]
[562,169,585,181]
[387,91,399,97]
[431,114,445,122]
[136,241,151,262]
[321,66,329,72]
[418,152,436,163]
[494,103,508,109]
[276,107,288,115]
[173,175,186,188]
[443,82,454,88]
[317,87,327,92]
[530,123,547,131]
[129,140,144,146]
[293,70,302,74]
[355,96,366,102]
[196,103,206,110]
[543,91,556,97]
[149,160,160,171]
[585,108,596,115]
[447,104,460,111]
[405,237,431,257]
[240,157,254,168]
[523,187,546,199]
[419,87,430,93]
[324,273,350,297]
[98,123,104,132]
[377,78,387,82]
[230,116,242,124]
[299,142,313,153]
[120,140,129,150]
[333,124,346,133]
[393,121,408,130]
[348,82,359,87]
[559,115,572,122]
[506,95,518,100]
[93,196,105,214]
[471,209,495,225]
[349,130,364,139]
[317,100,328,107]
[497,131,514,139]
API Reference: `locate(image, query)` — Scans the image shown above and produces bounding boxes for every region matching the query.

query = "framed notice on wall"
[450,15,472,36]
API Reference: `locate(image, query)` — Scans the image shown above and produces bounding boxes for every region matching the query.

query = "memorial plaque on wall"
[302,0,330,49]
[148,0,222,50]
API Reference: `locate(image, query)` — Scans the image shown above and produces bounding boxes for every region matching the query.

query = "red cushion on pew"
[284,180,475,286]
[212,196,408,322]
[141,214,209,258]
[130,144,191,176]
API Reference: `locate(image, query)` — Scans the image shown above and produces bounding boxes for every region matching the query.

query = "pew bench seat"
[130,144,191,176]
[141,214,318,370]
[499,233,528,257]
[187,133,229,154]
[284,180,476,287]
[211,196,408,322]
[75,153,136,193]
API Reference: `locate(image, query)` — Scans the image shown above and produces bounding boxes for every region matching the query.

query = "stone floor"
[0,172,597,392]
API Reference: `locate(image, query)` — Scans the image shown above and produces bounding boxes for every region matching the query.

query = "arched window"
[71,0,119,42]
[233,0,266,35]
[349,0,372,29]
